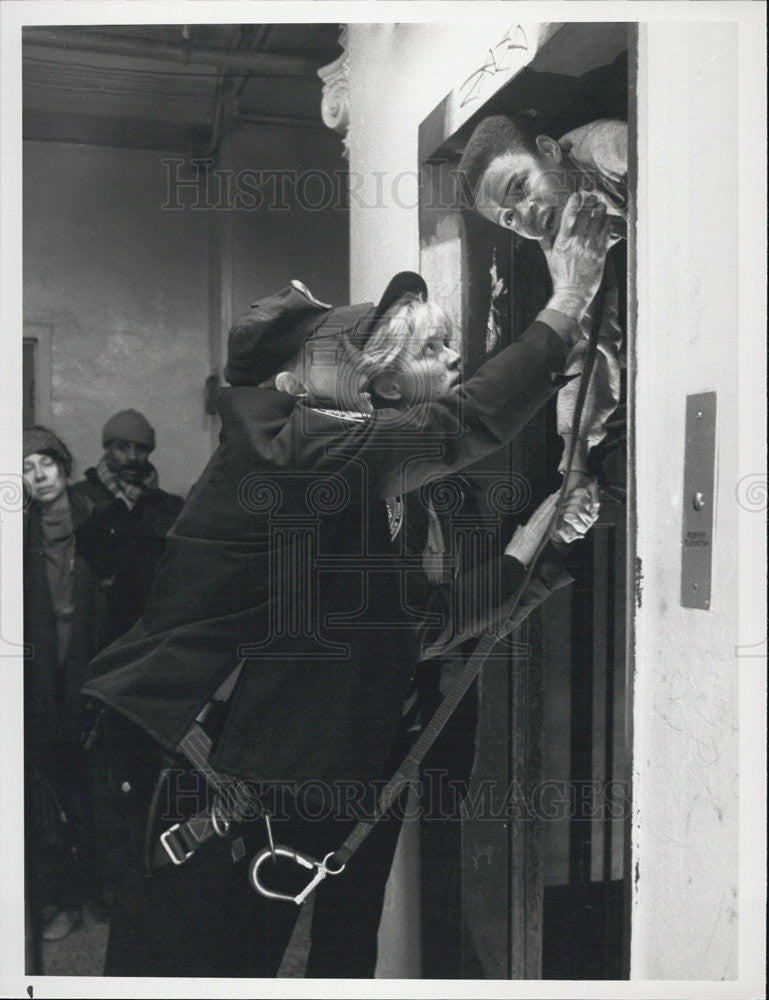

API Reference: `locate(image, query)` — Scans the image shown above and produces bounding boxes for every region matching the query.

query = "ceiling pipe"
[22,27,321,76]
[237,112,328,130]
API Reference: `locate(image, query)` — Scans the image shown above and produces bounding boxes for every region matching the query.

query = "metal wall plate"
[681,392,717,609]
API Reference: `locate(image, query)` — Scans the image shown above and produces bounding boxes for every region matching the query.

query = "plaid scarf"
[95,456,159,510]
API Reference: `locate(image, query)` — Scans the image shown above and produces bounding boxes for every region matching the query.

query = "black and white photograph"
[0,2,765,996]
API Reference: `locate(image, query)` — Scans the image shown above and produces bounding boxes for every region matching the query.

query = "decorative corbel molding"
[317,26,350,158]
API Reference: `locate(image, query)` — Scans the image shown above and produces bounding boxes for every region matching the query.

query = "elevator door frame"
[417,21,636,980]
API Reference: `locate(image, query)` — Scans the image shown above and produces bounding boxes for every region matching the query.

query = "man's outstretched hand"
[544,192,611,323]
[504,481,601,567]
[550,481,601,546]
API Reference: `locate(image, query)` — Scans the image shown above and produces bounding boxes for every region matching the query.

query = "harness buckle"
[248,847,345,905]
[159,823,194,865]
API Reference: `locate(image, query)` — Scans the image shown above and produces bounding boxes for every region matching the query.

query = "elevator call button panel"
[681,392,717,610]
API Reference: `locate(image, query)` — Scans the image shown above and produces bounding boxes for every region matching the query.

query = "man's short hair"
[457,114,539,207]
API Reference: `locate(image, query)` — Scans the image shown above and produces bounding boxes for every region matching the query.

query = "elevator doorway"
[417,22,634,979]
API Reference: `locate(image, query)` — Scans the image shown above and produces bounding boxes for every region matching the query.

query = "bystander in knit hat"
[23,425,73,476]
[102,409,156,451]
[224,273,429,387]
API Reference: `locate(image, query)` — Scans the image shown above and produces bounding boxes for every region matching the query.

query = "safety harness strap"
[152,720,263,869]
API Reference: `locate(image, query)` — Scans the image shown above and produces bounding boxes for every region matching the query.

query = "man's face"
[300,334,377,412]
[105,438,151,484]
[23,452,67,505]
[475,138,574,241]
[372,333,462,408]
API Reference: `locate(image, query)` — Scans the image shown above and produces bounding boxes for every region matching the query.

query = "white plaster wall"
[631,21,741,980]
[347,19,517,302]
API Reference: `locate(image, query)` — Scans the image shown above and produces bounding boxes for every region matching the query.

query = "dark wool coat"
[83,319,569,793]
[24,488,108,745]
[72,471,183,643]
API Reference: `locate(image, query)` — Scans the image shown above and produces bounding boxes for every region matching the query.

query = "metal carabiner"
[248,846,345,905]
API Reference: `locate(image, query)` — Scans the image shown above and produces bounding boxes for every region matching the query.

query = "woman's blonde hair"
[363,293,456,375]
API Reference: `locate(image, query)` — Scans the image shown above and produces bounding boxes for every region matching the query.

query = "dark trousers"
[306,795,406,977]
[101,719,410,978]
[106,827,301,977]
[25,741,96,913]
[105,801,406,978]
